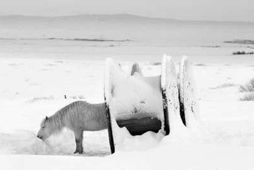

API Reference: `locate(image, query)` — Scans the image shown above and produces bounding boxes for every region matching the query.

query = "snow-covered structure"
[104,56,198,154]
[179,57,199,128]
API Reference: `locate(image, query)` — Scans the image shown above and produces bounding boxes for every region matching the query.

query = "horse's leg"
[74,130,83,154]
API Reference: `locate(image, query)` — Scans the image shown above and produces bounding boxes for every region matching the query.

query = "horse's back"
[69,101,107,131]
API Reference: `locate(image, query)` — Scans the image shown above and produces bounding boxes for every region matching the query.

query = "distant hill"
[0,14,253,25]
[0,14,253,46]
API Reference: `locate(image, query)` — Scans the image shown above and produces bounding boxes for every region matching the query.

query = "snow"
[179,57,199,128]
[161,55,186,135]
[105,58,164,121]
[1,53,254,169]
[104,58,165,150]
[1,145,253,170]
[0,16,254,169]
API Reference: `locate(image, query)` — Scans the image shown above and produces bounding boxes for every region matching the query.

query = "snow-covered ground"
[1,50,254,169]
[1,15,254,169]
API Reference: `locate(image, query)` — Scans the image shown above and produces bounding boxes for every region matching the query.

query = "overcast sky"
[0,0,253,22]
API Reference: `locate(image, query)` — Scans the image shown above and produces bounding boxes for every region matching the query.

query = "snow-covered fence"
[104,56,198,154]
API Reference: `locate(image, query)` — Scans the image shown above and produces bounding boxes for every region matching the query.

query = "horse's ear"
[45,116,48,120]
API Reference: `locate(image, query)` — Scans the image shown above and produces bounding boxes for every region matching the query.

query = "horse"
[37,101,107,154]
[37,63,143,154]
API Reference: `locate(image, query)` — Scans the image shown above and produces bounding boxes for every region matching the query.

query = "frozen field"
[1,15,254,169]
[1,48,254,169]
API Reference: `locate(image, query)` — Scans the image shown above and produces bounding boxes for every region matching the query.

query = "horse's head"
[37,116,53,140]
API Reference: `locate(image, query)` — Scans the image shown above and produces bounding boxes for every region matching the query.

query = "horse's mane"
[47,101,86,132]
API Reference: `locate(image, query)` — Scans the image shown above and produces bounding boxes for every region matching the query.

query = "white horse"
[37,101,107,154]
[37,63,142,154]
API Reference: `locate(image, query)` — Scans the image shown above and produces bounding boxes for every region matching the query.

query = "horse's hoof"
[74,150,83,154]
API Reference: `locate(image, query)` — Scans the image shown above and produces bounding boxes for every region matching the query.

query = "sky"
[0,0,253,22]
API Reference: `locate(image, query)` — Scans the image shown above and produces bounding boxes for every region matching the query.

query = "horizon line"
[0,13,253,24]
